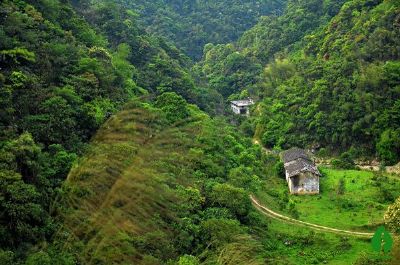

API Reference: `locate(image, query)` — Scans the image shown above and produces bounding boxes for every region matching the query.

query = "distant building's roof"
[230,98,254,107]
[282,147,321,178]
[282,147,310,163]
[284,158,321,178]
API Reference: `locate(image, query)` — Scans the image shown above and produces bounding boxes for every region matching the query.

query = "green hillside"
[57,98,268,264]
[55,99,396,264]
[106,0,287,60]
[195,0,400,163]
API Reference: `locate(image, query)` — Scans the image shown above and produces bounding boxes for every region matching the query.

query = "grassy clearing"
[257,167,400,231]
[261,215,377,265]
[253,165,400,265]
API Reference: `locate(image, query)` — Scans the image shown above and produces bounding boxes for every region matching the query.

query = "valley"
[0,0,399,264]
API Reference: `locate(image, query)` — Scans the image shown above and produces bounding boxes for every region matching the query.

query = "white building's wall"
[231,104,250,115]
[231,105,241,114]
[289,173,319,194]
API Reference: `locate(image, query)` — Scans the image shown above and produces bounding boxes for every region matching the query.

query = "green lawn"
[255,167,400,264]
[261,215,378,265]
[257,167,400,231]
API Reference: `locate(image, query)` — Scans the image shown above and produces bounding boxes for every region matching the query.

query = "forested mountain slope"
[106,0,287,59]
[56,98,268,264]
[0,0,400,264]
[46,97,389,265]
[254,0,400,163]
[0,0,205,261]
[194,0,348,100]
[196,0,400,164]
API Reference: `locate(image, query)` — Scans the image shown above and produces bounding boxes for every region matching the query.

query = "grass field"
[256,167,400,231]
[261,215,378,265]
[254,167,400,264]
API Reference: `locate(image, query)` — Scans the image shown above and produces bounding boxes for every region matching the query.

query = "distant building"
[282,148,321,195]
[230,98,254,115]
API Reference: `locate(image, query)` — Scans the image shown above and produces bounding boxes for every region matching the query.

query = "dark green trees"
[155,92,190,123]
[116,0,287,59]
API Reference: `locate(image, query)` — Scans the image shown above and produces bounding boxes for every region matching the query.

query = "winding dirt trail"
[250,195,374,238]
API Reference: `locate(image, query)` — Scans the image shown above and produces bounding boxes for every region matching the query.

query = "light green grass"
[257,167,400,231]
[262,215,377,265]
[253,166,400,265]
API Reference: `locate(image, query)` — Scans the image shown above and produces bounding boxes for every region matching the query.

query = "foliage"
[376,129,400,166]
[332,152,355,169]
[0,0,399,264]
[274,161,285,178]
[371,226,393,254]
[155,92,189,123]
[0,170,49,248]
[195,0,400,162]
[337,178,346,195]
[115,0,286,59]
[0,0,213,261]
[287,199,300,219]
[47,101,266,264]
[254,0,400,154]
[177,255,200,265]
[257,167,400,231]
[25,251,51,265]
[384,197,400,234]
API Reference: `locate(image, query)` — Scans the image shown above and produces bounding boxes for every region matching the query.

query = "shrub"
[336,237,351,251]
[287,199,299,219]
[25,251,51,265]
[376,129,400,166]
[384,197,400,234]
[177,255,200,265]
[155,92,189,123]
[317,148,329,158]
[337,178,346,195]
[331,152,355,169]
[300,231,316,246]
[274,161,285,178]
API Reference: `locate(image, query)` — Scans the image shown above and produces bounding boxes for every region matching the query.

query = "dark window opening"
[292,176,300,186]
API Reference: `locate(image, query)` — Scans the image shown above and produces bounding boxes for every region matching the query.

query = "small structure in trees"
[230,98,254,115]
[282,148,321,195]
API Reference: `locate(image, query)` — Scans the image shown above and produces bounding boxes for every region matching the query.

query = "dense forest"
[196,0,400,164]
[111,0,287,59]
[0,0,399,264]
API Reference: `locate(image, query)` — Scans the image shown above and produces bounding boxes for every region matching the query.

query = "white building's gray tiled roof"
[230,99,254,107]
[283,148,321,178]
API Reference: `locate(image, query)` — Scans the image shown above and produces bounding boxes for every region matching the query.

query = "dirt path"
[250,195,374,238]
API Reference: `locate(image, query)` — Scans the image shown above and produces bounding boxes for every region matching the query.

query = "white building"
[230,98,254,115]
[282,148,321,195]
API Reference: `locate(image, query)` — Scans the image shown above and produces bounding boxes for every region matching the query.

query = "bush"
[300,231,316,246]
[177,255,200,265]
[274,161,285,178]
[155,92,189,123]
[287,199,299,219]
[25,251,51,265]
[376,129,400,166]
[384,197,400,234]
[337,178,346,195]
[336,237,351,251]
[0,250,14,265]
[331,152,355,169]
[317,148,329,158]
